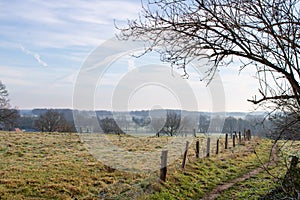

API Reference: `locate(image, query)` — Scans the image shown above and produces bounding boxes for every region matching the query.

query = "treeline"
[12,109,274,137]
[17,109,75,132]
[199,114,272,137]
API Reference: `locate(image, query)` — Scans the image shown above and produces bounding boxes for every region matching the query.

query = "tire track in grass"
[202,144,278,200]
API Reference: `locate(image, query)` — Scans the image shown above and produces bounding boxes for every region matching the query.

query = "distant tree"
[132,116,151,127]
[269,113,300,140]
[0,81,10,109]
[198,114,209,133]
[159,111,181,136]
[179,115,198,136]
[150,117,165,137]
[222,117,238,133]
[116,115,130,132]
[98,117,124,134]
[34,110,75,132]
[0,81,19,130]
[209,115,224,133]
[18,116,34,130]
[74,111,102,133]
[237,118,246,133]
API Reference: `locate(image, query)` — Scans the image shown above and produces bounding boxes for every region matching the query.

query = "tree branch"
[247,95,299,104]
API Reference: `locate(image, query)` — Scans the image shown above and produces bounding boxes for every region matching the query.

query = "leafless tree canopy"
[118,1,300,195]
[118,0,300,113]
[159,111,181,136]
[34,110,75,132]
[0,81,19,130]
[98,117,124,134]
[0,81,9,109]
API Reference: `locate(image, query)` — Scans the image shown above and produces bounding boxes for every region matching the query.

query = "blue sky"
[0,0,260,112]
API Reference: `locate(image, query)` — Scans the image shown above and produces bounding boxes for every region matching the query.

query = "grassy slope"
[217,140,300,199]
[143,138,276,200]
[0,132,146,199]
[216,166,283,200]
[0,131,287,199]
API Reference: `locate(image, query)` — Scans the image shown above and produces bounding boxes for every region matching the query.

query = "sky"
[0,0,260,112]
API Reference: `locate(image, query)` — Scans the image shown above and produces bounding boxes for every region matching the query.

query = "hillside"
[0,131,295,199]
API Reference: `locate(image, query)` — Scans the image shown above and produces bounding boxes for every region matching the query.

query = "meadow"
[0,131,296,199]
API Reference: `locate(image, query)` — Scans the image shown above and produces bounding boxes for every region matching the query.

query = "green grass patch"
[216,140,300,199]
[143,139,274,200]
[216,164,284,199]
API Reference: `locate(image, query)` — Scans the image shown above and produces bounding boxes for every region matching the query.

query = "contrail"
[19,44,48,67]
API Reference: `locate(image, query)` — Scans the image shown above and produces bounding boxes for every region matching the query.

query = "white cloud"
[0,64,77,108]
[0,0,141,49]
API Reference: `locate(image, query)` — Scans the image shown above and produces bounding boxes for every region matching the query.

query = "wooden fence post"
[160,150,168,181]
[225,133,228,149]
[196,140,200,158]
[248,129,251,140]
[284,156,299,184]
[193,129,196,137]
[216,138,219,154]
[182,141,189,169]
[238,131,242,144]
[206,137,211,157]
[233,135,236,148]
[246,129,251,141]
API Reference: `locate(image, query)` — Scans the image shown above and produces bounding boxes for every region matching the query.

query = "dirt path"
[202,144,278,200]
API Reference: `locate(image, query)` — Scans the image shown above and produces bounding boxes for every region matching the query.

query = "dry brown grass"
[0,131,147,199]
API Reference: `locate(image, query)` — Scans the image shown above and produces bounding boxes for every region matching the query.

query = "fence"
[160,130,252,181]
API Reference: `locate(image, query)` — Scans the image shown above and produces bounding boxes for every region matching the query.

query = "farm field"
[0,131,296,199]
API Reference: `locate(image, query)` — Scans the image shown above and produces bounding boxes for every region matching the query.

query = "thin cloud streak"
[19,45,48,67]
[0,0,141,49]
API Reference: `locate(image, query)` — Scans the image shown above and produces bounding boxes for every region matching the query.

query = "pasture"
[0,131,297,199]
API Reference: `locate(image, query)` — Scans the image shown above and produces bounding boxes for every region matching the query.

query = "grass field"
[0,132,146,199]
[0,131,296,199]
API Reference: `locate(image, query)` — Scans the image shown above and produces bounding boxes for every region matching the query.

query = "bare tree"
[118,0,300,196]
[118,0,300,115]
[0,81,19,130]
[34,110,75,132]
[198,114,209,133]
[150,117,165,136]
[0,81,9,109]
[159,111,181,136]
[222,116,238,133]
[271,113,300,140]
[132,116,151,127]
[98,117,124,134]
